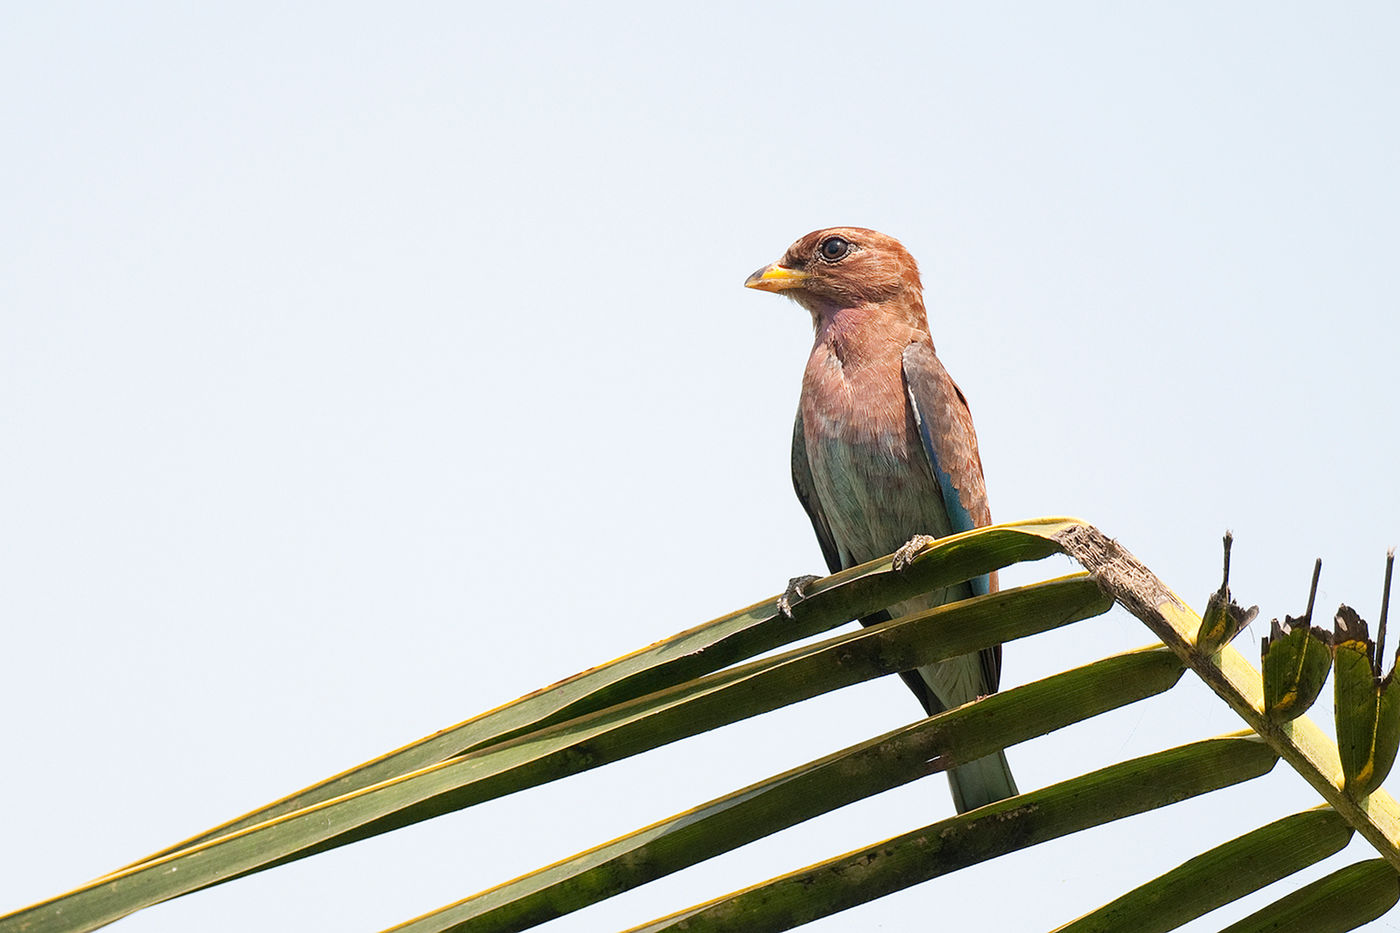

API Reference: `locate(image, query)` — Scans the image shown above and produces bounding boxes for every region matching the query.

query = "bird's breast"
[800,342,952,567]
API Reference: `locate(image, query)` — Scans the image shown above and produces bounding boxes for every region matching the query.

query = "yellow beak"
[744,263,808,292]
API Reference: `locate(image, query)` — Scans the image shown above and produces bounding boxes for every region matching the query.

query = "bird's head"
[744,227,924,319]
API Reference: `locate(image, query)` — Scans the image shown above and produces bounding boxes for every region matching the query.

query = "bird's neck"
[811,303,927,370]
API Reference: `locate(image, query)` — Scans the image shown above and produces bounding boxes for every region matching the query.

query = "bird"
[745,226,1017,813]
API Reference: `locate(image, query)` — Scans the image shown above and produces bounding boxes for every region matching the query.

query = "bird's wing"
[902,339,1001,691]
[901,341,992,539]
[790,411,844,576]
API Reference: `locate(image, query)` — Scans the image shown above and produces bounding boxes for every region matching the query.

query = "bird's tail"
[910,652,1019,812]
[947,749,1018,813]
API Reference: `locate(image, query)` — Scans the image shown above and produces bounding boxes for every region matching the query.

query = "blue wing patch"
[903,344,991,598]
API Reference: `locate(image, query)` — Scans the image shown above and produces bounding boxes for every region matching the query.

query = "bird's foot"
[778,574,821,620]
[892,534,939,572]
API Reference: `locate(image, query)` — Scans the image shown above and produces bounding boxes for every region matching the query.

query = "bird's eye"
[819,236,850,262]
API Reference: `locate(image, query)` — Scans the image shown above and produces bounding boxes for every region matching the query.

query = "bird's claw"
[892,534,938,572]
[778,574,821,620]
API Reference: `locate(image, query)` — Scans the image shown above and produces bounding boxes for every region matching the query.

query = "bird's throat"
[812,306,919,377]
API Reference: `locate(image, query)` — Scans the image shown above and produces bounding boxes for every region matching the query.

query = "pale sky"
[5,4,1400,931]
